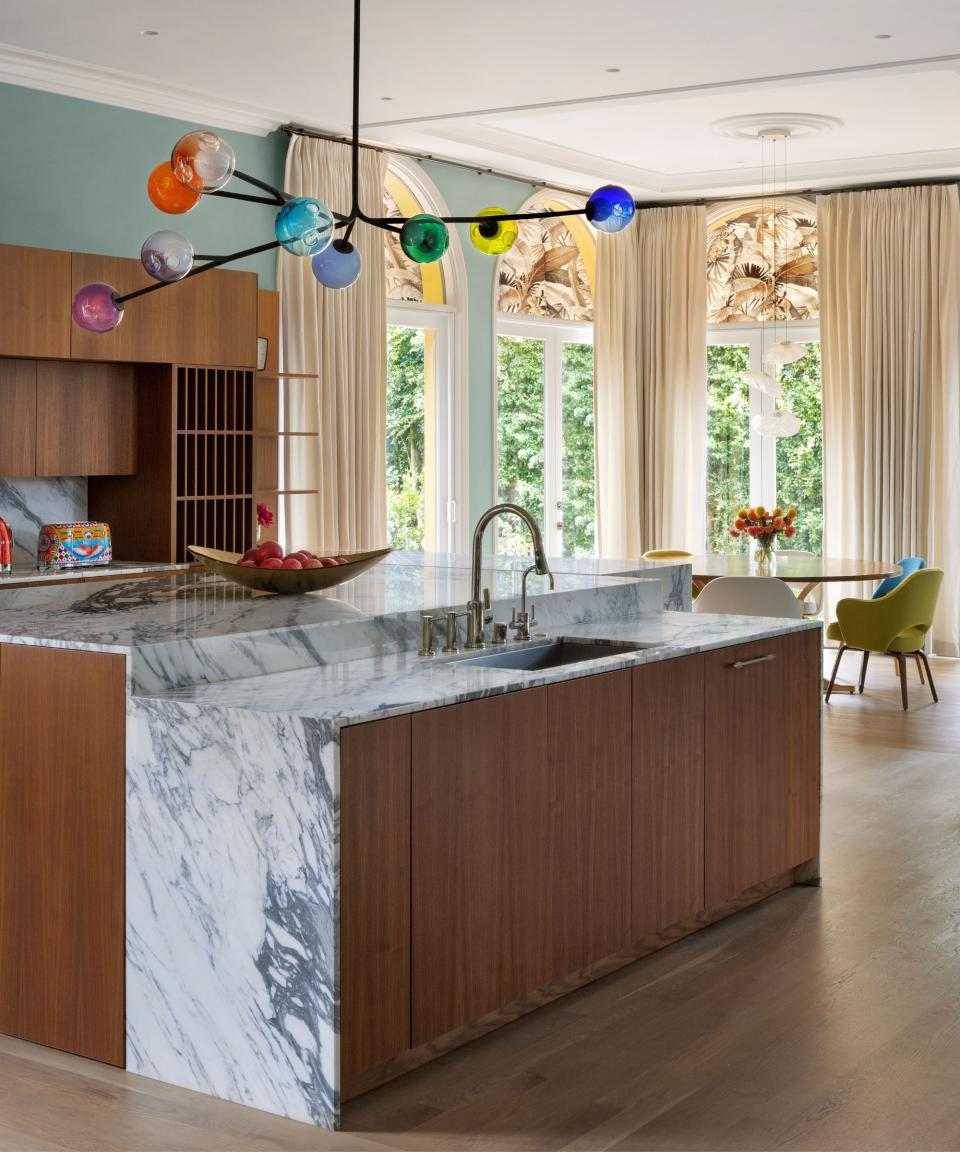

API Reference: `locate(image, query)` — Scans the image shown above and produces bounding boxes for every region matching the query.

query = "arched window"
[704,197,822,557]
[382,159,466,553]
[495,194,596,556]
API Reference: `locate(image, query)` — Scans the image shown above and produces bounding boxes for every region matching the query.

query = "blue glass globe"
[274,197,335,256]
[586,184,635,233]
[311,239,362,289]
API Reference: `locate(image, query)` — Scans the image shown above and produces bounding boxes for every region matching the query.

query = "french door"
[495,316,595,557]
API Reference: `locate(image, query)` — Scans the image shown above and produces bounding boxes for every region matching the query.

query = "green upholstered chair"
[825,568,944,710]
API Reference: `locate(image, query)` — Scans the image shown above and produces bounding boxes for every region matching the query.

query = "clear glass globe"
[171,131,236,193]
[140,230,195,282]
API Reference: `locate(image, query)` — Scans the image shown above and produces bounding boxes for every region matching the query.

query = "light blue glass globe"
[585,184,636,233]
[311,240,362,289]
[274,197,335,256]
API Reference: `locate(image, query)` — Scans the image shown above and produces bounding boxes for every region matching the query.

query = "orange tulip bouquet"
[729,505,797,572]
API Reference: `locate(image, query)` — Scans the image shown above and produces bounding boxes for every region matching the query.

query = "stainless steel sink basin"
[449,637,659,672]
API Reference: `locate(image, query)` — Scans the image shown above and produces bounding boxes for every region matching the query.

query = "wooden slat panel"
[632,654,705,939]
[340,716,412,1089]
[412,671,632,1044]
[70,253,257,367]
[36,361,136,476]
[0,644,125,1066]
[0,245,71,359]
[704,630,821,908]
[0,360,37,477]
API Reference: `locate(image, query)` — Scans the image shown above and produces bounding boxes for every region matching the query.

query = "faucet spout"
[465,503,554,649]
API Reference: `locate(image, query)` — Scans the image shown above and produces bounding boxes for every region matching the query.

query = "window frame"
[496,313,594,556]
[706,320,820,526]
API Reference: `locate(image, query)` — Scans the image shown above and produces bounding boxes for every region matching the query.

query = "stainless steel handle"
[442,611,463,654]
[419,614,436,657]
[492,621,508,644]
[731,654,777,669]
[482,587,492,623]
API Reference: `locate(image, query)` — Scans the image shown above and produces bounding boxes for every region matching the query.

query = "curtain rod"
[282,124,959,209]
[281,122,591,199]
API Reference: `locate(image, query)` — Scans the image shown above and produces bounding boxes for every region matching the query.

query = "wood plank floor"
[1,656,959,1151]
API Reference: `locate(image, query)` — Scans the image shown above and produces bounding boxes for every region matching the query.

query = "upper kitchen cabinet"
[70,253,258,368]
[0,246,71,360]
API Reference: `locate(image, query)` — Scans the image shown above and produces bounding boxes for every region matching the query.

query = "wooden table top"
[688,554,901,584]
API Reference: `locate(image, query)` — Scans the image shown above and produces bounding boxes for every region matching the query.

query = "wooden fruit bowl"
[188,545,391,595]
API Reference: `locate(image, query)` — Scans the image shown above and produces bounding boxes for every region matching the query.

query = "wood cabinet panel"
[412,671,631,1044]
[0,644,125,1066]
[70,253,257,367]
[632,655,705,939]
[0,245,71,359]
[704,630,821,908]
[257,289,279,375]
[339,716,411,1088]
[0,360,37,476]
[36,361,136,476]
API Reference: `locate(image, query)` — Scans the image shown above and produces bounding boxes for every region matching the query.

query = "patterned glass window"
[706,200,818,324]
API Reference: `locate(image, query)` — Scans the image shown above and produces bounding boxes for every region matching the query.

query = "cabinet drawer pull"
[731,654,777,669]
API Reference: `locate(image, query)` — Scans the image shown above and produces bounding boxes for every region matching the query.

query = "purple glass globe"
[72,283,124,333]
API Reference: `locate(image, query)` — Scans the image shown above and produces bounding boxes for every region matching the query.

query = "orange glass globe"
[147,162,201,214]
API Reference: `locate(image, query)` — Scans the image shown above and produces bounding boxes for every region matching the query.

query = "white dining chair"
[775,549,822,617]
[693,576,804,619]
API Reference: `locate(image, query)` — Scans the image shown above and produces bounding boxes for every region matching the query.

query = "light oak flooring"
[1,656,959,1152]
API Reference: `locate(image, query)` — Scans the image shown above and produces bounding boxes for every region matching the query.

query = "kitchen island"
[0,554,821,1130]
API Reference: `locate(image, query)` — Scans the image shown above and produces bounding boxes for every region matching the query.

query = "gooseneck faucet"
[465,503,554,649]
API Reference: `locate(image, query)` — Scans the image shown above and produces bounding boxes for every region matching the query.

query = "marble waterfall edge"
[126,696,340,1127]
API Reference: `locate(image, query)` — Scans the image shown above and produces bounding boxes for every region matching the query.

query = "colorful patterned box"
[37,522,113,569]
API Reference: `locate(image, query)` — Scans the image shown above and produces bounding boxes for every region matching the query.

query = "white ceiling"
[2,0,960,197]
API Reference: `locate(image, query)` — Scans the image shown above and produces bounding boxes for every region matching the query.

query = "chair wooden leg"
[897,653,909,710]
[914,653,925,684]
[858,650,870,693]
[919,650,938,703]
[825,646,846,702]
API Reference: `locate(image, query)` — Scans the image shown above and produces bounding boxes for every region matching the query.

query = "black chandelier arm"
[360,206,595,228]
[350,0,362,221]
[114,240,283,305]
[207,189,284,206]
[231,169,290,205]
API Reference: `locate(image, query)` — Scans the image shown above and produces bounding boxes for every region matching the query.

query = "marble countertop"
[0,560,196,587]
[145,611,821,725]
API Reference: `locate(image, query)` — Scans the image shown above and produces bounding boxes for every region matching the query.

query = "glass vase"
[753,539,776,575]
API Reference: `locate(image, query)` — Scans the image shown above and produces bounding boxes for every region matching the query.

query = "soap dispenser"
[0,517,12,573]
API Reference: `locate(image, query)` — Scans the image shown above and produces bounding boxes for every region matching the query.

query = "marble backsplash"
[0,477,87,568]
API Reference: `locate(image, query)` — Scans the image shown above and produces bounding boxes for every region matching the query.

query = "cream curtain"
[819,185,960,656]
[594,204,707,559]
[280,135,387,552]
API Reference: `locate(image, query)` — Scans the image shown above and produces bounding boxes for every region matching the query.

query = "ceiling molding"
[0,42,285,136]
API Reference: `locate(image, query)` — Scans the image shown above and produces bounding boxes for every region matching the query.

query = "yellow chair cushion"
[826,620,926,652]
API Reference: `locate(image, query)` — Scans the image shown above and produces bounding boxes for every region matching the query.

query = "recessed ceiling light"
[380,95,393,101]
[875,32,892,38]
[140,29,159,36]
[605,67,621,73]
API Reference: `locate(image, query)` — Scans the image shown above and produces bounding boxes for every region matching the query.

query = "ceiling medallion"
[711,113,843,141]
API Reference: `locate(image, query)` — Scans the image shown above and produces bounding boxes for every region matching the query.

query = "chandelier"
[71,0,638,333]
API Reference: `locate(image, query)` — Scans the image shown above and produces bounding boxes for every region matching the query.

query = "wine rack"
[175,366,254,561]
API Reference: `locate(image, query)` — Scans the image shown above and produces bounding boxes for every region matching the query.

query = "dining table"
[686,553,903,693]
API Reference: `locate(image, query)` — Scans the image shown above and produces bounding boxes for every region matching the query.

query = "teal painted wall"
[418,160,537,528]
[0,82,285,287]
[0,81,541,526]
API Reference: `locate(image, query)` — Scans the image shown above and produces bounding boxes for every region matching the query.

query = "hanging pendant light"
[764,339,807,366]
[752,409,801,438]
[743,369,782,398]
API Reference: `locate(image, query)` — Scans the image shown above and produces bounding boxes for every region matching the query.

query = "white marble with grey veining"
[0,560,195,586]
[0,476,87,567]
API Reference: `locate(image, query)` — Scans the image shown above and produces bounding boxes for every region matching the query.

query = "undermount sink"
[449,636,660,672]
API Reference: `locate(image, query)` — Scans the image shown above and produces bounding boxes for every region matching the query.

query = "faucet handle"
[419,614,436,658]
[482,586,492,623]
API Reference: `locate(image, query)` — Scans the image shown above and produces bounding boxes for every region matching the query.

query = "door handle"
[731,654,777,669]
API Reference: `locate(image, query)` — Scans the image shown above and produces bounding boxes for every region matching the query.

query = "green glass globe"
[400,214,449,264]
[469,207,518,255]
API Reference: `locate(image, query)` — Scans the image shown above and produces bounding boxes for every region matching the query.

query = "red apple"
[239,559,257,568]
[318,557,338,568]
[241,548,259,563]
[301,558,322,569]
[257,541,284,563]
[280,557,303,569]
[259,557,283,569]
[334,556,348,565]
